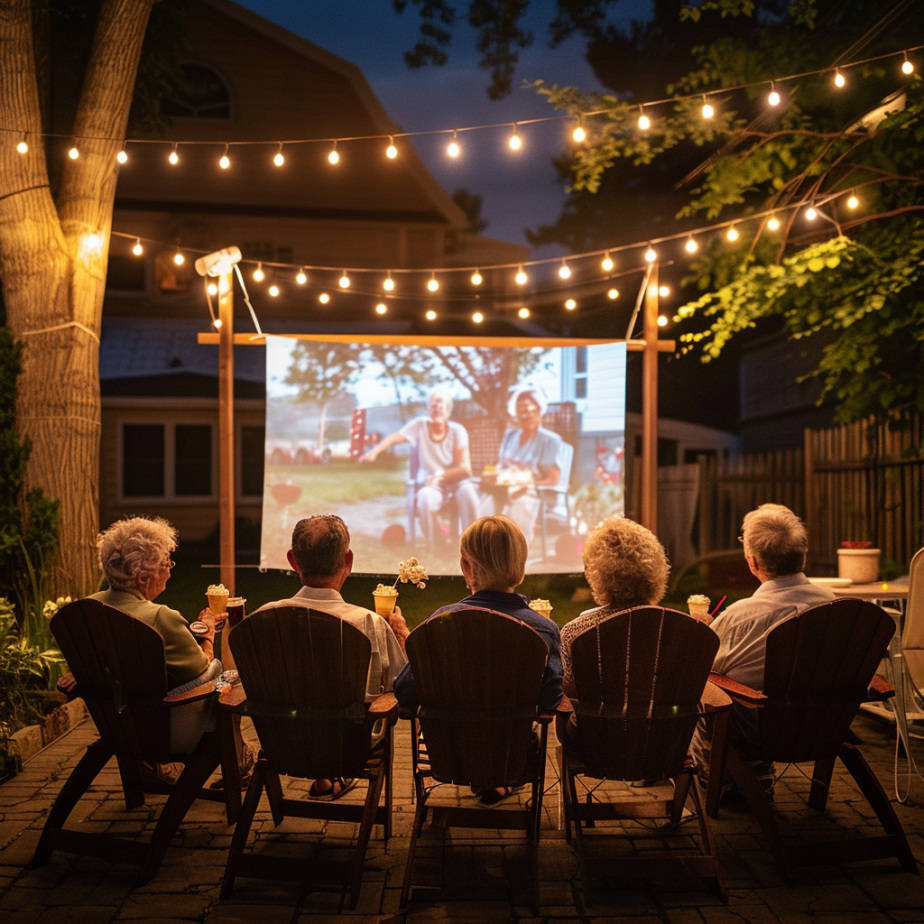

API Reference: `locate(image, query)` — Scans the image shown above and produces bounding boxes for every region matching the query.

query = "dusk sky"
[237,0,654,255]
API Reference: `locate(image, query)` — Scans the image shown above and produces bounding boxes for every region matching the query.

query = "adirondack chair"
[32,599,240,886]
[558,606,730,904]
[399,609,552,912]
[219,607,398,908]
[706,598,919,879]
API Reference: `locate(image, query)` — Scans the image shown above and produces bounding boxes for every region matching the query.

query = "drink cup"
[373,588,398,617]
[189,621,210,644]
[226,597,246,628]
[687,595,711,622]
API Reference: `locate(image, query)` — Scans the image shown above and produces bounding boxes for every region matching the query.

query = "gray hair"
[742,503,808,578]
[429,385,454,417]
[290,514,350,578]
[97,517,177,591]
[508,384,548,418]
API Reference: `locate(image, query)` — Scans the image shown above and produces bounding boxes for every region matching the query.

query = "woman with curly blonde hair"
[560,516,670,689]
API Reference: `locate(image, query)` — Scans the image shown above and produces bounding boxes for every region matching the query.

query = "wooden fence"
[694,415,924,574]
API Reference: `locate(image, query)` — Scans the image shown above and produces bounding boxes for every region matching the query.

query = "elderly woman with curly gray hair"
[89,516,223,754]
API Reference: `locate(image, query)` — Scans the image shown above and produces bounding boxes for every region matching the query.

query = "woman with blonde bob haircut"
[459,513,528,592]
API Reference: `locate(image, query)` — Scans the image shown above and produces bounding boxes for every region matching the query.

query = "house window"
[240,425,266,498]
[162,63,232,119]
[574,346,588,399]
[121,422,214,501]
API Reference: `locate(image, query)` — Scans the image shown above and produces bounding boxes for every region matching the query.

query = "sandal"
[308,776,357,801]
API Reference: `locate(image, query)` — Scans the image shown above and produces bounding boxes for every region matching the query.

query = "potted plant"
[837,541,881,584]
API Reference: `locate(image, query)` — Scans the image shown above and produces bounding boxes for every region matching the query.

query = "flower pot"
[837,548,880,584]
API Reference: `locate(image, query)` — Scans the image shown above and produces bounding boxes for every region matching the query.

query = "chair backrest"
[902,547,924,697]
[568,606,719,781]
[760,598,895,763]
[51,599,172,762]
[406,608,549,791]
[228,607,374,779]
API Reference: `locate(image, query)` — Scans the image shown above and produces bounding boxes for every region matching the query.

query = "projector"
[195,246,242,277]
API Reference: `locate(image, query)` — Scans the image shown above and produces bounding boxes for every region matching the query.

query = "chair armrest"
[537,712,554,724]
[699,681,732,712]
[707,671,767,706]
[218,683,247,710]
[164,679,217,706]
[866,672,895,702]
[556,694,574,714]
[369,692,399,724]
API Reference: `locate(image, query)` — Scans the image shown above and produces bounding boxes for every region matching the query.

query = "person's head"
[459,515,527,593]
[288,514,353,587]
[508,385,547,427]
[428,386,454,422]
[96,516,177,600]
[740,503,808,579]
[582,516,669,609]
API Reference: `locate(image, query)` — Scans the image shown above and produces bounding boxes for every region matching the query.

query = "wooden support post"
[217,271,236,596]
[641,264,659,532]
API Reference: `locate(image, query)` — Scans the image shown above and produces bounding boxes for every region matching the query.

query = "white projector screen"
[259,336,626,575]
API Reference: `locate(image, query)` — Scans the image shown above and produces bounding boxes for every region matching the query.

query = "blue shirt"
[394,590,563,714]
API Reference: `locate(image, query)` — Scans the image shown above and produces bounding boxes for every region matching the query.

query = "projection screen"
[260,336,626,575]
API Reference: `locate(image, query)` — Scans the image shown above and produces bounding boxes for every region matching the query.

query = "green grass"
[266,458,406,505]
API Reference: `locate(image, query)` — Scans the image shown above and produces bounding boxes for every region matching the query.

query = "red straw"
[710,595,727,617]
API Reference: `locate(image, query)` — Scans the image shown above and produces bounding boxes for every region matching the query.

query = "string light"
[132,239,143,256]
[645,245,657,262]
[68,141,79,159]
[447,130,460,158]
[767,216,781,231]
[328,141,339,165]
[219,145,230,169]
[386,137,398,159]
[565,298,577,310]
[659,285,670,297]
[806,206,818,220]
[638,107,651,131]
[173,249,184,265]
[383,273,395,291]
[902,52,914,75]
[768,82,781,107]
[319,292,330,304]
[425,309,437,320]
[117,146,128,164]
[268,285,280,297]
[572,118,586,143]
[296,268,307,284]
[168,144,179,165]
[607,288,619,300]
[472,311,484,323]
[834,68,846,88]
[558,261,571,279]
[376,303,387,314]
[208,283,218,296]
[273,144,285,167]
[339,271,350,288]
[471,270,483,285]
[685,237,698,253]
[16,135,28,154]
[427,273,439,292]
[213,318,222,329]
[657,315,669,327]
[847,193,859,209]
[515,266,528,285]
[701,96,715,119]
[727,225,739,241]
[601,252,614,272]
[518,307,530,319]
[509,123,521,150]
[253,263,265,282]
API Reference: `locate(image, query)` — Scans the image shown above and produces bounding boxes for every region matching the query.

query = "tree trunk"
[0,0,155,595]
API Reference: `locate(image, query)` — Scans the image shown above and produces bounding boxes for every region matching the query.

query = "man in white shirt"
[695,503,834,793]
[251,514,409,798]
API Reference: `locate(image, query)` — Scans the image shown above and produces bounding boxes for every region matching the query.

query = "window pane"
[123,425,165,497]
[575,378,588,399]
[175,425,212,496]
[576,346,588,374]
[241,425,266,497]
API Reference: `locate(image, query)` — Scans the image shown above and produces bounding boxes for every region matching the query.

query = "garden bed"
[5,697,88,778]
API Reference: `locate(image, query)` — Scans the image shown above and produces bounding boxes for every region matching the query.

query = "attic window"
[163,63,232,119]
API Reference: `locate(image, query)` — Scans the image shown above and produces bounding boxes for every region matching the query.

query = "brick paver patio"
[2,711,923,923]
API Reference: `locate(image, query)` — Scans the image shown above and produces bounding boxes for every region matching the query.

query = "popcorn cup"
[206,588,229,615]
[373,588,398,617]
[528,599,553,619]
[687,595,711,622]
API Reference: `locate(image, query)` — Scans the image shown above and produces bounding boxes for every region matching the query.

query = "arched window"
[162,63,232,119]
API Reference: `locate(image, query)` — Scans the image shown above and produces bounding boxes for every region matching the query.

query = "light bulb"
[427,276,439,292]
[269,285,280,297]
[339,273,350,288]
[767,216,781,231]
[376,303,387,315]
[727,226,739,241]
[219,146,230,168]
[607,288,618,300]
[319,292,330,304]
[253,264,265,282]
[638,111,651,131]
[208,283,218,296]
[834,69,846,88]
[518,307,530,319]
[685,237,698,253]
[572,124,586,143]
[448,131,460,158]
[296,269,307,285]
[132,239,143,256]
[565,298,577,310]
[472,311,484,323]
[702,99,714,119]
[174,251,184,265]
[386,139,398,159]
[273,146,285,167]
[806,207,817,220]
[16,139,28,154]
[329,146,340,165]
[515,268,528,285]
[471,271,483,286]
[659,285,670,297]
[117,149,128,164]
[169,147,179,165]
[601,254,614,272]
[213,318,222,329]
[902,55,914,75]
[68,145,79,159]
[383,276,395,291]
[558,262,571,279]
[768,85,780,107]
[847,194,859,209]
[645,246,657,263]
[425,309,437,320]
[657,315,669,327]
[509,125,521,150]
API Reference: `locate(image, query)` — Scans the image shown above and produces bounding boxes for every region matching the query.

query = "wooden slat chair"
[220,607,398,908]
[706,598,919,880]
[559,606,730,904]
[399,609,552,912]
[32,599,240,886]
